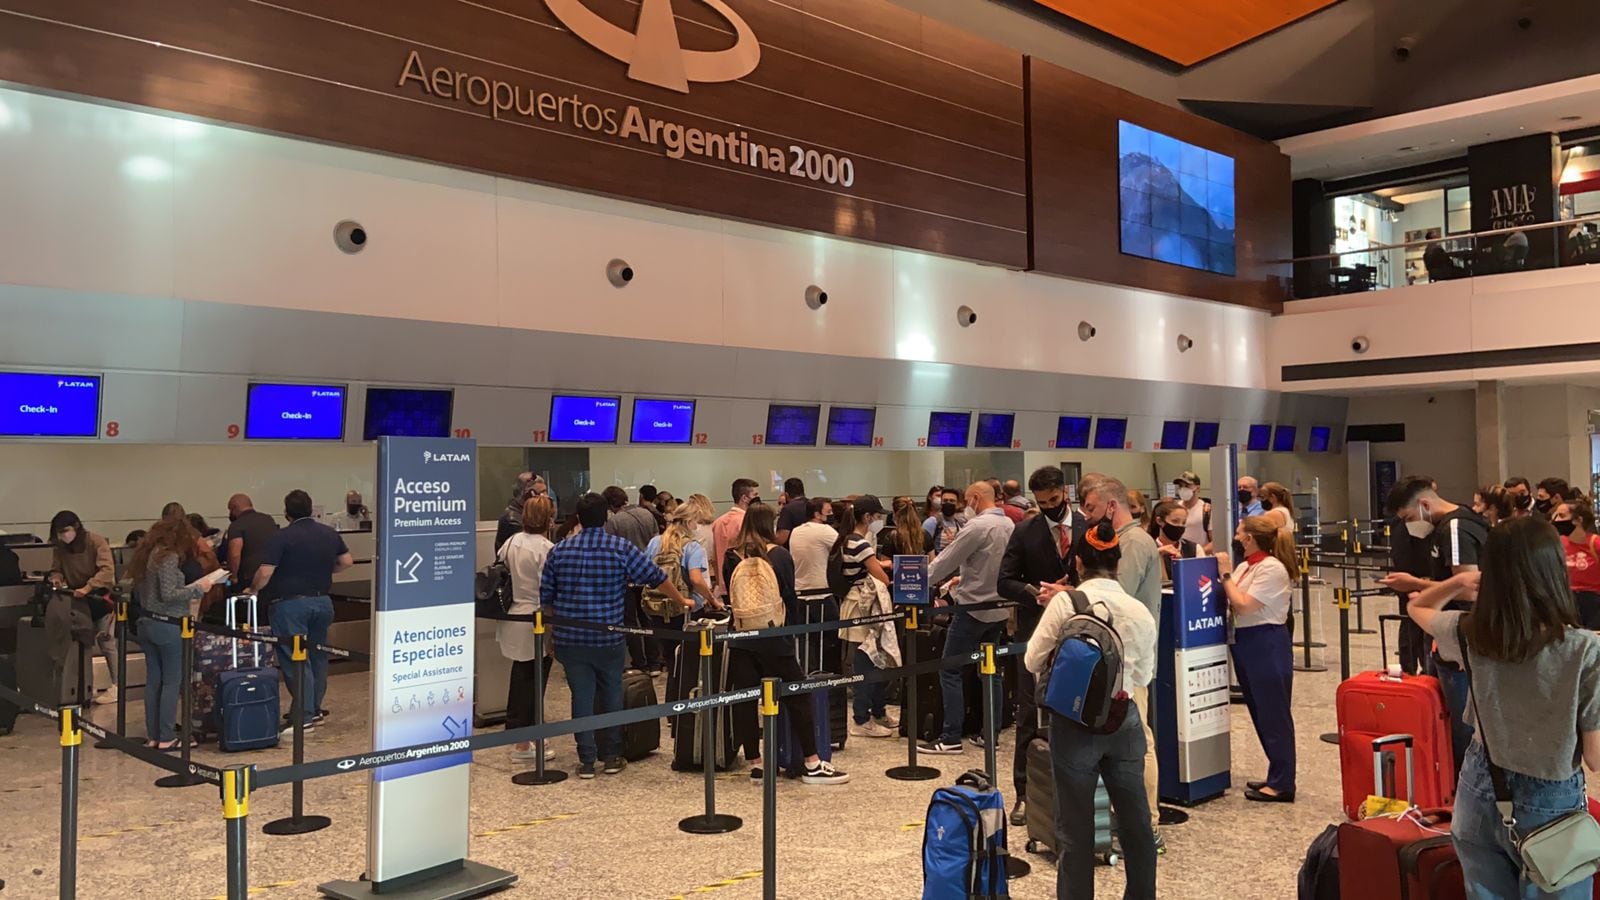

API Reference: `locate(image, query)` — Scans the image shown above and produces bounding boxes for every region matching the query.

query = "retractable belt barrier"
[250,638,1029,789]
[137,606,370,662]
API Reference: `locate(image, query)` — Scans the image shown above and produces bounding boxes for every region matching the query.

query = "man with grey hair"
[1073,472,1168,853]
[496,472,536,551]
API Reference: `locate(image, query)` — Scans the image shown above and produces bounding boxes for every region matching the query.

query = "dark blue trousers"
[1232,623,1296,794]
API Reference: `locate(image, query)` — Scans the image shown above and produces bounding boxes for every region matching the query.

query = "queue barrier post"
[760,677,779,900]
[1351,537,1375,635]
[156,616,207,788]
[679,626,742,835]
[263,634,331,835]
[59,705,81,900]
[223,766,253,900]
[1319,587,1353,746]
[512,610,568,787]
[1293,550,1327,674]
[96,599,130,750]
[980,644,1030,880]
[886,606,940,782]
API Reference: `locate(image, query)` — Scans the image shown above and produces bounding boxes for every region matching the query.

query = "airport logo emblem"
[545,0,761,93]
[337,758,358,771]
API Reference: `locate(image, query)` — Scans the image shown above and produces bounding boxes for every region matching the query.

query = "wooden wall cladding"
[0,0,1028,267]
[1026,58,1291,311]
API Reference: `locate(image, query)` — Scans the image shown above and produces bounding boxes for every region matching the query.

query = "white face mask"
[1177,487,1195,502]
[868,518,885,538]
[1405,519,1435,540]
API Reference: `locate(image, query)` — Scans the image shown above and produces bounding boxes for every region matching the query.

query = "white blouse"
[497,531,554,661]
[1233,555,1292,629]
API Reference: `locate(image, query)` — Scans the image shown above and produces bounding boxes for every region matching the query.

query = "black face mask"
[1260,498,1274,511]
[1536,499,1554,514]
[347,504,363,516]
[1231,539,1246,559]
[1237,489,1254,505]
[1555,519,1578,537]
[1161,523,1186,543]
[1040,502,1068,522]
[1514,493,1533,510]
[1131,509,1146,520]
[941,502,959,518]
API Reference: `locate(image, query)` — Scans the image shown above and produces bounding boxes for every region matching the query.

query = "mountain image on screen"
[1118,121,1235,276]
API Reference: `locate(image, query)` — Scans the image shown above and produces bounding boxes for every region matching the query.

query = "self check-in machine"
[1156,555,1232,805]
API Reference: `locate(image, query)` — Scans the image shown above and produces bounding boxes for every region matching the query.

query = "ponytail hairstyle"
[1075,518,1122,578]
[830,500,858,557]
[1240,514,1298,576]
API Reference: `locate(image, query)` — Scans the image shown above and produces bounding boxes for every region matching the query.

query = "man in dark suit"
[998,465,1087,826]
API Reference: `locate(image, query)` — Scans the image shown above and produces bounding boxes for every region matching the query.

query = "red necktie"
[1058,523,1070,559]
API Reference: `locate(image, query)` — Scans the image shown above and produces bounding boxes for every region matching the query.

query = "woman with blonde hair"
[1258,482,1297,543]
[1214,515,1299,802]
[644,497,719,625]
[499,495,557,762]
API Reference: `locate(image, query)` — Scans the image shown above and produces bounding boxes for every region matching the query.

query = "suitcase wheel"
[1025,839,1037,854]
[1102,852,1119,867]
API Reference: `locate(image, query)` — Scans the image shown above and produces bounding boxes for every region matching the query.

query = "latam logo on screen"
[392,0,857,189]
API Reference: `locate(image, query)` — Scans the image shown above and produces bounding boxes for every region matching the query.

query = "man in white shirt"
[787,496,838,671]
[1025,521,1158,898]
[920,481,1014,755]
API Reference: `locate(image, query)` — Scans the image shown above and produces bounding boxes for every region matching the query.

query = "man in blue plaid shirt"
[541,492,691,778]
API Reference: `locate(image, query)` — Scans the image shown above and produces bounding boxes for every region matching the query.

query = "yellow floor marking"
[474,811,579,838]
[666,869,763,898]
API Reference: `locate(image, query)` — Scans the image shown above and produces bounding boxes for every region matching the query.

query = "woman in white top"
[1174,472,1210,547]
[1258,482,1298,545]
[1214,515,1298,802]
[499,495,556,762]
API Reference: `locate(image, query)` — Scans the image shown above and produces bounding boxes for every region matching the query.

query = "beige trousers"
[1132,685,1160,828]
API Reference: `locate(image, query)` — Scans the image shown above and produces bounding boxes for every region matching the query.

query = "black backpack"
[0,545,21,587]
[826,540,864,603]
[474,560,512,618]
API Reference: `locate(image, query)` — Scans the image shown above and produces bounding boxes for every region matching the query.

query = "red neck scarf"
[1245,550,1270,566]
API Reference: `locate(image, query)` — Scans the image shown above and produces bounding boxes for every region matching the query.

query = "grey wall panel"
[453,387,550,447]
[174,374,250,443]
[691,398,731,449]
[102,372,180,443]
[1126,417,1160,453]
[730,400,782,449]
[3,285,183,371]
[1016,411,1056,450]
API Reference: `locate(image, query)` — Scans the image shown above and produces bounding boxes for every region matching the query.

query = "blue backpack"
[1040,590,1129,734]
[922,770,1010,900]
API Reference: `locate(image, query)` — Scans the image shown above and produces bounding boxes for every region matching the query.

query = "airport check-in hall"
[4,1,1600,898]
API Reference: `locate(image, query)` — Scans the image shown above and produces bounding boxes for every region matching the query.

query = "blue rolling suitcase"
[215,596,280,752]
[776,683,833,778]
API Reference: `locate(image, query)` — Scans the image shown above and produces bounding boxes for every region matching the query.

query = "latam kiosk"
[1157,556,1233,805]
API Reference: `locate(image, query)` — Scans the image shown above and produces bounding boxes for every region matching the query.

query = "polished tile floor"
[0,589,1546,899]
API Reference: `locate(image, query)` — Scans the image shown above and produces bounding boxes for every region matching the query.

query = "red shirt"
[1563,535,1600,594]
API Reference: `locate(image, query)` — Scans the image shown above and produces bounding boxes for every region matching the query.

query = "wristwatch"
[1220,572,1232,583]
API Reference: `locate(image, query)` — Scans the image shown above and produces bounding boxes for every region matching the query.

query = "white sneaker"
[510,745,556,762]
[849,720,894,739]
[93,685,118,706]
[873,714,899,730]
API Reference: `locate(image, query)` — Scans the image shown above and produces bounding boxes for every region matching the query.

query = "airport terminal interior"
[4,0,1600,898]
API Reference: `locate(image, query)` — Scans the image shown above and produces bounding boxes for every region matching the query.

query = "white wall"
[0,87,1269,392]
[1504,384,1600,487]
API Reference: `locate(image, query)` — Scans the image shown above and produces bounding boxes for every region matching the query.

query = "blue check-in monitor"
[1272,425,1298,453]
[0,372,102,437]
[246,383,347,440]
[765,404,820,446]
[1247,424,1271,452]
[1308,426,1332,453]
[974,412,1015,448]
[825,406,876,447]
[1161,420,1191,450]
[549,394,621,443]
[1056,415,1091,449]
[630,398,695,444]
[1192,421,1220,451]
[1093,417,1128,450]
[928,411,972,448]
[363,387,453,440]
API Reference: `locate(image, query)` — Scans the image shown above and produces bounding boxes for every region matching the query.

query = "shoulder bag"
[1463,635,1600,892]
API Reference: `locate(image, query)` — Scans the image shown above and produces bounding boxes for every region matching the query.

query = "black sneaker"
[749,767,764,783]
[801,760,850,785]
[313,709,330,724]
[918,740,964,755]
[1154,830,1168,856]
[967,733,988,750]
[602,757,627,775]
[577,762,597,779]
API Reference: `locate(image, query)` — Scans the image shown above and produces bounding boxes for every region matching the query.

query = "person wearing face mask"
[323,490,370,532]
[924,487,968,555]
[1149,499,1199,581]
[1258,482,1297,543]
[1535,478,1572,521]
[998,465,1088,827]
[712,478,760,604]
[1380,477,1488,774]
[1554,500,1600,630]
[992,478,1025,525]
[1126,490,1150,531]
[1237,475,1264,520]
[45,510,117,705]
[1503,476,1534,518]
[1172,472,1210,547]
[832,496,898,737]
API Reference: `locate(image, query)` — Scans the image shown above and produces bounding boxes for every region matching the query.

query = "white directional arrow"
[395,552,423,584]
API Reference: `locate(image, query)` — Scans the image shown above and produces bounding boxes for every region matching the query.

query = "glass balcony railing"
[1284,214,1600,300]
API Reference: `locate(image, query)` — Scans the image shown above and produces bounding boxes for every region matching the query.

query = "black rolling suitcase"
[620,668,660,761]
[1024,738,1119,865]
[669,634,735,771]
[798,605,848,752]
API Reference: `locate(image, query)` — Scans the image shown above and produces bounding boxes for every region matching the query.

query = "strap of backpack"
[1066,589,1090,615]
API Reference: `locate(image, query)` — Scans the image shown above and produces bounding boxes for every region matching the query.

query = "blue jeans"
[555,642,625,765]
[939,611,1004,745]
[1453,742,1591,899]
[137,619,182,743]
[851,644,887,724]
[1049,707,1158,899]
[267,596,334,718]
[1232,624,1297,794]
[1436,661,1474,777]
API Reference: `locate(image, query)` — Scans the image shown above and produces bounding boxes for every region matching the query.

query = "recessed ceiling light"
[1561,115,1584,122]
[1397,146,1418,152]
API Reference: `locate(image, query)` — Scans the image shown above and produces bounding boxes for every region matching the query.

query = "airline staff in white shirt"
[1214,515,1298,803]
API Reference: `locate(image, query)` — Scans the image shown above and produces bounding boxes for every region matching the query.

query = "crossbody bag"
[1463,635,1600,892]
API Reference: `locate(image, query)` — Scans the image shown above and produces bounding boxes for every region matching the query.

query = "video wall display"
[1308,426,1331,453]
[766,404,821,446]
[549,394,621,443]
[1192,421,1220,451]
[1247,424,1271,452]
[363,387,452,440]
[630,398,696,444]
[928,411,972,448]
[1160,420,1190,451]
[246,383,347,441]
[1272,425,1297,452]
[825,406,876,447]
[1056,415,1091,449]
[1118,120,1236,276]
[0,371,102,438]
[1093,417,1128,450]
[974,413,1015,448]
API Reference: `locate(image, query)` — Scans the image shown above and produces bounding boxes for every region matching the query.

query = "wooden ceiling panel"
[1030,0,1340,67]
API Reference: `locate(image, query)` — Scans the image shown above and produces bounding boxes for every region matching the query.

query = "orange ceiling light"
[1031,0,1340,67]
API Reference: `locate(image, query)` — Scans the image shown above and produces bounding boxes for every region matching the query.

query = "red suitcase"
[1338,807,1462,900]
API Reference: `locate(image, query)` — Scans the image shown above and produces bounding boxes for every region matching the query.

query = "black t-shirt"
[224,509,279,587]
[1427,507,1488,582]
[260,518,349,601]
[775,498,809,538]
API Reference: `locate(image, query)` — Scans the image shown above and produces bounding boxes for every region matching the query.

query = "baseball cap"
[853,494,886,517]
[1174,471,1201,487]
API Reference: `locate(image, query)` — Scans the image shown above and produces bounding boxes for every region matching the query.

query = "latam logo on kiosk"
[1189,573,1225,634]
[392,0,858,188]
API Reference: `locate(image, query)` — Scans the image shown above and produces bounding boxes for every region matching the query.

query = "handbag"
[1463,636,1600,891]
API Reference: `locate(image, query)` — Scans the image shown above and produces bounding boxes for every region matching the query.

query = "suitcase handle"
[1378,614,1406,672]
[1372,733,1415,805]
